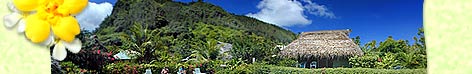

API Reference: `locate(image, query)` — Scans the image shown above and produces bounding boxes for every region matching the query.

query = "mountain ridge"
[97,0,296,43]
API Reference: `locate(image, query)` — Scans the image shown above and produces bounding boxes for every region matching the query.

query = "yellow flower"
[3,0,88,61]
[13,0,88,43]
[11,0,42,11]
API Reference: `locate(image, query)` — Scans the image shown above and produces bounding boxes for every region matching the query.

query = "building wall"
[298,57,351,68]
[333,57,351,68]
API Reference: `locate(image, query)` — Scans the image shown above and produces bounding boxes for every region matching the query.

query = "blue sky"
[89,0,117,5]
[175,0,424,45]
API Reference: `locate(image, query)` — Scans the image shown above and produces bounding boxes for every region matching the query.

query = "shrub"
[104,61,141,73]
[60,61,97,73]
[103,60,181,74]
[375,53,400,69]
[276,58,298,67]
[217,64,426,74]
[63,47,115,72]
[60,61,80,73]
[217,63,270,74]
[349,54,379,68]
[350,53,401,69]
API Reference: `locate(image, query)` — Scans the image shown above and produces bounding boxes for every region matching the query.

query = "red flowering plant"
[103,61,147,74]
[57,33,116,73]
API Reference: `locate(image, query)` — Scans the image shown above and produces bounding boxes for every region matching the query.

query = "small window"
[310,61,317,68]
[299,62,306,68]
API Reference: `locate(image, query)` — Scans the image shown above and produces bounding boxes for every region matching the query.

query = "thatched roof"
[280,29,363,59]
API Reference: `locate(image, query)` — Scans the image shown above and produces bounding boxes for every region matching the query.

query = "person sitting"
[182,67,187,74]
[161,67,169,74]
[178,66,186,74]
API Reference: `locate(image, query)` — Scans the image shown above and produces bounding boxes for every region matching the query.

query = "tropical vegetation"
[51,0,427,74]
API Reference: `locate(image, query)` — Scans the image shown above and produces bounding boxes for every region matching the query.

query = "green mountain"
[84,0,297,65]
[97,0,296,43]
[57,0,426,73]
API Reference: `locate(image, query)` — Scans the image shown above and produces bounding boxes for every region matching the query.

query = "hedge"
[217,64,426,74]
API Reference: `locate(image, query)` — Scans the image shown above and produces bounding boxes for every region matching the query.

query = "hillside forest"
[51,0,427,73]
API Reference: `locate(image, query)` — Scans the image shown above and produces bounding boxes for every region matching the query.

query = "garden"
[47,0,427,74]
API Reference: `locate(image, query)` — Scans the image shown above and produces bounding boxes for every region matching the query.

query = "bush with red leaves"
[58,34,116,73]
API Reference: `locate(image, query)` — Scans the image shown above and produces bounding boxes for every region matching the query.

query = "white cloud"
[302,0,336,19]
[246,0,310,27]
[76,2,114,31]
[246,0,335,27]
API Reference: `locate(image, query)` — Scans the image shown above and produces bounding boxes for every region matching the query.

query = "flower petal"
[25,14,51,43]
[17,19,26,32]
[12,0,41,11]
[62,39,82,53]
[41,33,55,46]
[3,13,22,28]
[7,1,20,13]
[57,0,88,15]
[52,16,80,42]
[52,42,67,61]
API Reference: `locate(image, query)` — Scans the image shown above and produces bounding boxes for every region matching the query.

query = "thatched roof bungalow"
[280,29,363,68]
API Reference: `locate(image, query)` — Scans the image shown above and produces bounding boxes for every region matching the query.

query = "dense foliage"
[217,64,426,74]
[53,0,426,73]
[349,28,427,69]
[99,0,296,43]
[56,0,295,73]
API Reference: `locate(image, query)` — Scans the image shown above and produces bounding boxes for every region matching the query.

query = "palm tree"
[127,22,160,62]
